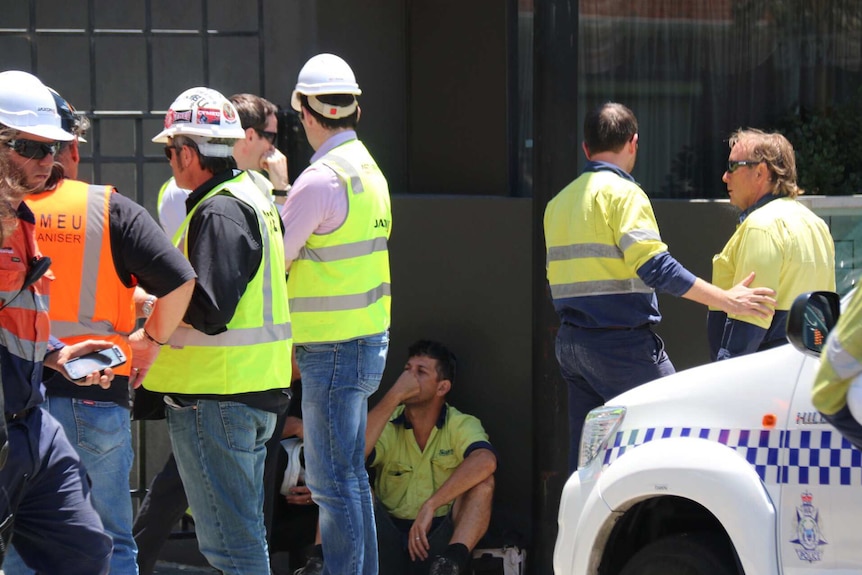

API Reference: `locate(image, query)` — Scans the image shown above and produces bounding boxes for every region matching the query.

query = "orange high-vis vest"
[26,179,135,376]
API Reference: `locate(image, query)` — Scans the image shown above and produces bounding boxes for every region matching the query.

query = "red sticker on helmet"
[223,103,237,123]
[196,108,222,125]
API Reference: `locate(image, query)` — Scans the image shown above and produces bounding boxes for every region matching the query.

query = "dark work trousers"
[132,452,187,575]
[0,381,7,472]
[133,406,289,575]
[375,497,454,575]
[555,323,676,473]
[0,407,112,574]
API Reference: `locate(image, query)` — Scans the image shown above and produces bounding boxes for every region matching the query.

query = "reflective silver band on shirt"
[550,278,653,299]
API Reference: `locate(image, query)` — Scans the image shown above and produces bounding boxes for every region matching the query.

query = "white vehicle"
[553,291,859,575]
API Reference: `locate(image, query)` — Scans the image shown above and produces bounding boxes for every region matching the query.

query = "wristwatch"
[142,295,157,318]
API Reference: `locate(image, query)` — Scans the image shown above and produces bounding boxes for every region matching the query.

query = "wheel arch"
[594,437,781,575]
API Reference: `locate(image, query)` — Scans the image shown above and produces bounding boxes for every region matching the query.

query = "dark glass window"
[576,1,862,198]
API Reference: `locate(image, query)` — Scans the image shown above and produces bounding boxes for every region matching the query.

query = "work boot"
[293,556,324,575]
[429,555,462,575]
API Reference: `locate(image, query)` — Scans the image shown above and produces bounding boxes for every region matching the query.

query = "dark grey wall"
[653,199,741,369]
[383,195,534,542]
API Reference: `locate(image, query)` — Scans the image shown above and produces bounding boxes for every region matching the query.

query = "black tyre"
[619,533,739,575]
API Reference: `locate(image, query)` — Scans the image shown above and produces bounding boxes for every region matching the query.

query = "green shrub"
[777,95,862,196]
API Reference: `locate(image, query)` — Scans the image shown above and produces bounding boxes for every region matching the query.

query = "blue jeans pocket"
[358,335,389,394]
[219,402,272,453]
[66,399,128,456]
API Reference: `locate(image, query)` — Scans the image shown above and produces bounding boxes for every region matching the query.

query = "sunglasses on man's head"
[727,159,761,173]
[254,128,277,145]
[5,139,60,160]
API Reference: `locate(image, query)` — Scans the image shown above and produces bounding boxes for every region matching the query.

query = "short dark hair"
[408,340,457,385]
[229,93,278,131]
[300,94,359,130]
[583,102,638,155]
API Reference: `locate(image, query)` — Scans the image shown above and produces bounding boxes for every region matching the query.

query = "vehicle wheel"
[619,533,739,575]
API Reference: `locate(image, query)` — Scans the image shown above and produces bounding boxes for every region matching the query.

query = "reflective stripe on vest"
[146,171,292,395]
[287,140,391,344]
[323,153,365,194]
[297,236,388,263]
[290,283,392,313]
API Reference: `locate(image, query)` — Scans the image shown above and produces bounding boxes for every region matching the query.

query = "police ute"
[553,290,859,575]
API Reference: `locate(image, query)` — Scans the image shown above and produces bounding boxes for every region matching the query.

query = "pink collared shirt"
[280,131,357,266]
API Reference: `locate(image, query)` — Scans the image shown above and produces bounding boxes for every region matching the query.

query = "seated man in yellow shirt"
[365,341,497,575]
[709,128,835,360]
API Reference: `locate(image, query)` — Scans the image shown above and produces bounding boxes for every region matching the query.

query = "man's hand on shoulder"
[724,271,777,319]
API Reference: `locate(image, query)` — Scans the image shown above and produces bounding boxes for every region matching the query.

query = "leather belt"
[5,407,34,422]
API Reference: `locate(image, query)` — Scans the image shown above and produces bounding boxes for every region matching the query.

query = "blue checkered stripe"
[602,427,862,486]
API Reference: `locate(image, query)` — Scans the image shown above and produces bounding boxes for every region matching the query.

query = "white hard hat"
[152,87,245,157]
[290,53,362,119]
[0,71,75,141]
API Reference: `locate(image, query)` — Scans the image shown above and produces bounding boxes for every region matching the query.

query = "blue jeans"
[556,323,675,473]
[5,396,136,575]
[166,398,275,575]
[297,332,389,575]
[0,407,111,574]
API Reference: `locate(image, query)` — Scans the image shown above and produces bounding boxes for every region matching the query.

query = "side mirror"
[786,291,841,356]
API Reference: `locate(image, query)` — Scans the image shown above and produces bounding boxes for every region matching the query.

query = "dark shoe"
[429,555,461,575]
[293,556,324,575]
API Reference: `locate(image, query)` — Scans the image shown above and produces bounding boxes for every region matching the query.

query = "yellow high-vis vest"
[146,171,292,394]
[288,139,391,344]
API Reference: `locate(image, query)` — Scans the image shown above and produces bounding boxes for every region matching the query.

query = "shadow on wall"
[381,195,534,547]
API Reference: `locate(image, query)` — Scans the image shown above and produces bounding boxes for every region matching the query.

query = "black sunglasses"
[254,128,277,145]
[164,146,175,160]
[5,139,60,160]
[0,256,52,311]
[727,159,761,173]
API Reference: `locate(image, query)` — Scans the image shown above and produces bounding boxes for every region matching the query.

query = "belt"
[564,321,650,331]
[5,407,34,422]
